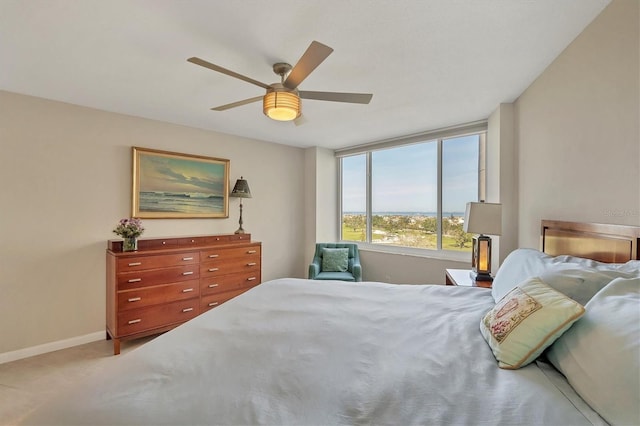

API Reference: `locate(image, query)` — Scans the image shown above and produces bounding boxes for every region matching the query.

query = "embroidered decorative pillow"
[480,277,585,369]
[321,248,349,272]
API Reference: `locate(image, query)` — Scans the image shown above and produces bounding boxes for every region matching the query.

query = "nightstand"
[445,269,492,288]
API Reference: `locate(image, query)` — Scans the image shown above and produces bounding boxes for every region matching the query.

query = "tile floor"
[0,336,153,425]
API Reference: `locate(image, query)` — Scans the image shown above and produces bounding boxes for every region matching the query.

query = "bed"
[23,220,640,425]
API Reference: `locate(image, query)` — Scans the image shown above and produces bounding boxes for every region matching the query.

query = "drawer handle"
[208,254,219,258]
[182,288,194,293]
[182,307,194,313]
[127,297,141,302]
[247,277,257,281]
[128,278,142,283]
[208,283,219,288]
[182,257,194,261]
[208,268,219,272]
[246,262,257,266]
[247,250,257,254]
[128,319,141,325]
[128,262,142,267]
[182,271,194,276]
[208,302,219,307]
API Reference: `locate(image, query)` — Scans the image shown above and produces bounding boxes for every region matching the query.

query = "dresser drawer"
[200,288,251,312]
[200,245,261,262]
[117,265,200,290]
[117,252,199,272]
[137,238,179,250]
[203,235,231,244]
[117,280,200,311]
[178,237,208,247]
[117,299,199,336]
[200,258,261,278]
[200,271,260,296]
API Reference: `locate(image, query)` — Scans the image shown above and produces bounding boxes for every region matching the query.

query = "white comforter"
[24,278,606,425]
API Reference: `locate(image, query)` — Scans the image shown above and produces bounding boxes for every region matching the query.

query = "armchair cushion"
[315,271,357,282]
[321,248,349,272]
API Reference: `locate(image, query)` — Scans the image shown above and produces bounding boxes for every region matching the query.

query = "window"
[339,123,486,255]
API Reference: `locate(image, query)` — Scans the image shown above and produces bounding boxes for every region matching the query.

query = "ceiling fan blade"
[211,96,263,111]
[299,91,373,104]
[188,57,271,90]
[283,41,333,89]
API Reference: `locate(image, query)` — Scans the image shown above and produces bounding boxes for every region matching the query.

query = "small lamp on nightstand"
[463,201,502,282]
[230,176,252,234]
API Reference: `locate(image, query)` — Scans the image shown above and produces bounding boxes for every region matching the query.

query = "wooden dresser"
[106,234,261,354]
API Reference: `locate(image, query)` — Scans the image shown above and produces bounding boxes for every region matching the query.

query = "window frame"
[337,121,487,261]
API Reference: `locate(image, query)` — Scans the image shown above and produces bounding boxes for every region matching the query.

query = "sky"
[139,152,226,195]
[342,135,479,213]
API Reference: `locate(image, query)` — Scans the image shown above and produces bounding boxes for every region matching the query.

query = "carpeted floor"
[0,336,153,425]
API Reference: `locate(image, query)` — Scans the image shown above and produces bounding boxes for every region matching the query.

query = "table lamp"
[463,201,502,282]
[230,176,252,234]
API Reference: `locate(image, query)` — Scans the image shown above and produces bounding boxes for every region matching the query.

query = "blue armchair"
[308,243,362,282]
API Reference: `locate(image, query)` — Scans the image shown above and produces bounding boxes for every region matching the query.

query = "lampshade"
[263,91,301,121]
[230,177,252,198]
[463,202,502,235]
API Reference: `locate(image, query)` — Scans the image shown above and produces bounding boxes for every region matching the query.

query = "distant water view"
[140,191,224,214]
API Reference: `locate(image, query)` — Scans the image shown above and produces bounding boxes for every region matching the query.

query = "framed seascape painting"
[132,147,230,219]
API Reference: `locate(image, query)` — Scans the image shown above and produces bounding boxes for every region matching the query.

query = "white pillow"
[480,277,584,369]
[492,249,640,304]
[537,268,634,306]
[491,249,552,302]
[547,277,640,426]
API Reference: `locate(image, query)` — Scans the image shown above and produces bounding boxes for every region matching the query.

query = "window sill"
[347,241,472,263]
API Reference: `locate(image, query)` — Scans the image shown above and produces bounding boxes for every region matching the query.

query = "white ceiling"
[0,0,609,150]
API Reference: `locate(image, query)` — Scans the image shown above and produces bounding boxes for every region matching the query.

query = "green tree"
[452,224,472,248]
[421,217,437,233]
[372,215,386,229]
[343,214,365,232]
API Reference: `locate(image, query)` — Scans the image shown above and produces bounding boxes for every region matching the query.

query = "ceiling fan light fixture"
[263,91,301,121]
[189,42,372,119]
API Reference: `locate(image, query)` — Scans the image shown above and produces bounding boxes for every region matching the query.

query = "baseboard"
[0,331,105,365]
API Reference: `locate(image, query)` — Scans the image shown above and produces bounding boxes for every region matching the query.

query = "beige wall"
[515,0,640,247]
[315,147,339,242]
[303,147,339,270]
[487,103,518,271]
[360,250,467,285]
[0,91,306,355]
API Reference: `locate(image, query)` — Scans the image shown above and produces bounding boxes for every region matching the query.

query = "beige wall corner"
[515,0,640,248]
[487,103,518,271]
[303,146,339,274]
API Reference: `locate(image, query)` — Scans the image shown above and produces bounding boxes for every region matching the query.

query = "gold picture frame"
[132,147,230,219]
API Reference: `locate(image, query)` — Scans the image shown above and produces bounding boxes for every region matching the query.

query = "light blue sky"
[139,153,226,195]
[342,135,479,213]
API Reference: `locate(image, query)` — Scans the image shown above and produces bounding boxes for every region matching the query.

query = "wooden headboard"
[541,220,640,263]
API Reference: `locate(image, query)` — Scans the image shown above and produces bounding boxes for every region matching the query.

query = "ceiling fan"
[187,41,373,123]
